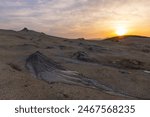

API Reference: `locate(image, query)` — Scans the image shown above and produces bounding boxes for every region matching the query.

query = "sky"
[0,0,150,39]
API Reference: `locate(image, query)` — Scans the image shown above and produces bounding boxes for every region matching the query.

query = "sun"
[115,27,127,36]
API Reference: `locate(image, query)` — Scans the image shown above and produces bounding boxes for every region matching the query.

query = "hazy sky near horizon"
[0,0,150,39]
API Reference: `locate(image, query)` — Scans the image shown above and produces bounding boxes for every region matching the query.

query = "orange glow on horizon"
[115,27,127,36]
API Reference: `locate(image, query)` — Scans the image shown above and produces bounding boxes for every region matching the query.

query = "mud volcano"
[26,51,110,89]
[26,51,143,99]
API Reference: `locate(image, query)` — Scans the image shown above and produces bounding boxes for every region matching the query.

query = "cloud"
[0,0,150,38]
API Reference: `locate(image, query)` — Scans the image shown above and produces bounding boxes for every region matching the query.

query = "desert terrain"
[0,28,149,99]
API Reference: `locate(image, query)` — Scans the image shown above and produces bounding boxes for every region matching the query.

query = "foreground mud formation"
[26,52,112,90]
[26,51,147,99]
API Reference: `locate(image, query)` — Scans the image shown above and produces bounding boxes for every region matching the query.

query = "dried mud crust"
[26,51,147,99]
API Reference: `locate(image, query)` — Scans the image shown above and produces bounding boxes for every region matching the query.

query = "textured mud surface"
[0,29,150,99]
[26,51,147,99]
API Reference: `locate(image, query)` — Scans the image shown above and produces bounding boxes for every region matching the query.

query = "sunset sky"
[0,0,150,39]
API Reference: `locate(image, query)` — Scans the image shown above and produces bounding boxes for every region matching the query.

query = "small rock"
[72,51,89,61]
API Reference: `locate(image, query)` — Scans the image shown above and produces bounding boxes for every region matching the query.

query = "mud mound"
[21,27,29,32]
[71,51,92,62]
[112,59,145,70]
[26,51,144,99]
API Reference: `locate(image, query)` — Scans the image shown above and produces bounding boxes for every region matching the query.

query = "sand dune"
[0,28,149,99]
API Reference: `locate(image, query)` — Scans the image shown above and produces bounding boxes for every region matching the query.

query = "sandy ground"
[0,28,149,100]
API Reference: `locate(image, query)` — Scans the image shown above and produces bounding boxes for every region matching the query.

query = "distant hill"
[103,35,149,42]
